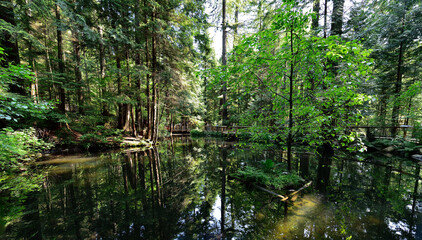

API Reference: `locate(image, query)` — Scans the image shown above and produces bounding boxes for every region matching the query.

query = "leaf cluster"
[206,1,373,150]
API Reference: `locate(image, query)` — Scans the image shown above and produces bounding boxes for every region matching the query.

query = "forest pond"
[3,137,421,239]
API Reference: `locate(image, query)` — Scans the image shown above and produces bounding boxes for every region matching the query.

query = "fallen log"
[288,181,312,197]
[252,184,289,201]
[231,175,313,202]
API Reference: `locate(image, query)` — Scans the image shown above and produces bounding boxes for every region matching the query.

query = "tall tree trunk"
[311,0,320,32]
[234,4,239,44]
[29,44,39,104]
[330,0,345,36]
[131,106,137,137]
[72,30,83,113]
[116,46,123,129]
[123,104,131,132]
[144,0,152,140]
[99,26,108,116]
[146,63,151,140]
[151,11,159,142]
[55,4,66,112]
[221,0,228,125]
[24,3,38,102]
[391,41,404,136]
[154,79,160,142]
[83,49,92,103]
[257,0,263,32]
[123,48,133,133]
[378,85,388,127]
[287,27,294,172]
[45,25,54,100]
[404,97,412,126]
[323,0,328,38]
[134,0,143,136]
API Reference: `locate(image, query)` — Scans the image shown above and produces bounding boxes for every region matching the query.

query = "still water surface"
[4,137,422,239]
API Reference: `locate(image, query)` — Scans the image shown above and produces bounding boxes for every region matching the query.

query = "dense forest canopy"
[0,0,420,140]
[1,0,212,140]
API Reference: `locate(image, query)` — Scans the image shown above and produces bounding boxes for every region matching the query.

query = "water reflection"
[316,143,334,193]
[3,138,421,239]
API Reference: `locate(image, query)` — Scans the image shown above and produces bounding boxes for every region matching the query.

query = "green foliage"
[69,113,108,133]
[0,127,53,170]
[0,94,53,126]
[0,48,54,127]
[235,159,303,190]
[207,1,373,151]
[262,158,274,170]
[0,127,52,226]
[248,127,273,144]
[347,0,422,128]
[190,129,204,136]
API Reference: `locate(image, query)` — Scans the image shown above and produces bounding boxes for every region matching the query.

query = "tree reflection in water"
[3,137,421,239]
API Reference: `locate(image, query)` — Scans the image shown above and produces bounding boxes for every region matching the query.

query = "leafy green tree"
[209,1,372,169]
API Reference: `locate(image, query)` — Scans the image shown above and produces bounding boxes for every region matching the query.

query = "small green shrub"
[235,159,303,190]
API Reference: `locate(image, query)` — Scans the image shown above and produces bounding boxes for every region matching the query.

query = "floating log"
[231,175,312,202]
[121,137,153,148]
[288,181,312,197]
[252,184,289,201]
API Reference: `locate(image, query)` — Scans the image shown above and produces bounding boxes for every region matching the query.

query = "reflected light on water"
[3,138,421,239]
[387,218,410,236]
[36,155,103,174]
[271,195,322,239]
[211,195,222,222]
[36,155,100,165]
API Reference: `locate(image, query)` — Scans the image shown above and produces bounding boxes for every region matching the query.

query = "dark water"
[2,137,421,239]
